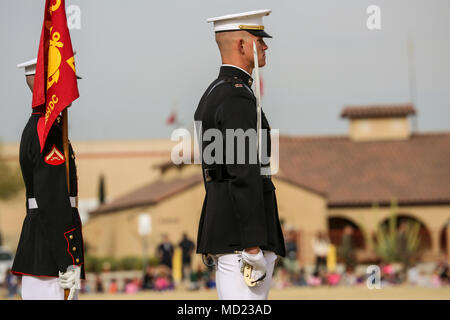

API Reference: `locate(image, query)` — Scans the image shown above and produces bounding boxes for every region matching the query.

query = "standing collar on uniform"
[31,111,44,119]
[219,64,253,87]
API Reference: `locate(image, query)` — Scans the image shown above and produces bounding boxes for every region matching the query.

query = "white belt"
[28,197,77,209]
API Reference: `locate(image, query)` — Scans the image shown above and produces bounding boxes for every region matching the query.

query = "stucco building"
[0,139,176,251]
[84,104,450,266]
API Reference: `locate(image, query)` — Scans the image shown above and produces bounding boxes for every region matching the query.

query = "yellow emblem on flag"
[66,56,76,74]
[49,0,61,15]
[47,29,64,91]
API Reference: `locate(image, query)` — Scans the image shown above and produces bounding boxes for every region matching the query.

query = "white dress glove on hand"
[59,265,81,300]
[240,249,267,284]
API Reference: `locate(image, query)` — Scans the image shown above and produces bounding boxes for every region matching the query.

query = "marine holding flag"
[12,0,85,300]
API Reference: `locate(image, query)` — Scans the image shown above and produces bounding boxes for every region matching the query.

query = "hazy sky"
[1,0,449,142]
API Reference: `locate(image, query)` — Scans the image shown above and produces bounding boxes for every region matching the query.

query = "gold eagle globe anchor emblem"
[46,0,63,91]
[48,0,61,15]
[46,29,63,91]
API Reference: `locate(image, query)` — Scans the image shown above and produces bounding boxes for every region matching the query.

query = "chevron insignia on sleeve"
[44,145,65,165]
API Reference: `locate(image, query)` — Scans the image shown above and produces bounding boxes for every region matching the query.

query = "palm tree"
[374,199,421,270]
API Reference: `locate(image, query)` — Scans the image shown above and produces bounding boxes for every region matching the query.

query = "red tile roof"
[90,131,450,214]
[278,132,450,207]
[341,104,416,119]
[90,174,203,214]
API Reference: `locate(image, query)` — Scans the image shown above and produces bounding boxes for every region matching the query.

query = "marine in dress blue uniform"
[12,58,84,300]
[194,10,285,300]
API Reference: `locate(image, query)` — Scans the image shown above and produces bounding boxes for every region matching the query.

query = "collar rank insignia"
[234,83,243,88]
[45,145,65,166]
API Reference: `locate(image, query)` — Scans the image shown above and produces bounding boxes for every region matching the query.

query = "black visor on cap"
[246,29,272,38]
[215,29,272,38]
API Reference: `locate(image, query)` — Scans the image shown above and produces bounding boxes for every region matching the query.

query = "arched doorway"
[327,216,367,267]
[440,219,450,255]
[378,214,432,251]
[328,217,366,250]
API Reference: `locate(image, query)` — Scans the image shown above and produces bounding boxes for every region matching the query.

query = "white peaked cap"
[17,58,37,76]
[17,51,81,78]
[207,9,272,38]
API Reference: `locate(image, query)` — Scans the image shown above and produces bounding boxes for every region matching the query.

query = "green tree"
[338,225,357,271]
[0,151,23,200]
[98,174,106,205]
[374,199,421,269]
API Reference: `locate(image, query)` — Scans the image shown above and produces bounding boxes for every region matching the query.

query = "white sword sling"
[241,42,265,288]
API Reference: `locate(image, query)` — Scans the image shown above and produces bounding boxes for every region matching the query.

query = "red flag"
[32,0,79,152]
[166,111,177,125]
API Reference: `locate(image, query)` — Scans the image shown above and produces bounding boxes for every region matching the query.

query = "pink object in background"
[382,264,393,275]
[327,273,341,286]
[307,276,322,286]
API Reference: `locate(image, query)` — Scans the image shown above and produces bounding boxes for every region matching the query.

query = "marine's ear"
[26,74,35,92]
[239,39,245,55]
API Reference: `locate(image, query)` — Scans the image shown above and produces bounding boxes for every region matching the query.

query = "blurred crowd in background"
[2,228,449,298]
[274,227,450,289]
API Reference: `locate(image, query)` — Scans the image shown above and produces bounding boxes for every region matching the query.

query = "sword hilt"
[243,263,257,287]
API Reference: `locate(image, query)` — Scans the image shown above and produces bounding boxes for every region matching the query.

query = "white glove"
[59,265,81,300]
[240,249,267,285]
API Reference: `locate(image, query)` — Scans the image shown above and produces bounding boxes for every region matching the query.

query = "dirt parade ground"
[2,284,450,300]
[76,286,450,300]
